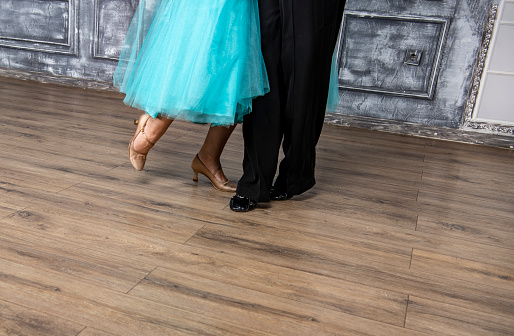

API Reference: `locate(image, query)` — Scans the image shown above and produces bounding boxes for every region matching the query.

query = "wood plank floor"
[0,76,513,336]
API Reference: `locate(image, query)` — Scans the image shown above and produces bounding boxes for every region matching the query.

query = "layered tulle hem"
[123,96,256,126]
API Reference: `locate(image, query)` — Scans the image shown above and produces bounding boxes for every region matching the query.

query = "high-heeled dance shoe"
[128,114,155,171]
[191,154,237,192]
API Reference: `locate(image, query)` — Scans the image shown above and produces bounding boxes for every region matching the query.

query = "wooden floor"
[0,76,513,336]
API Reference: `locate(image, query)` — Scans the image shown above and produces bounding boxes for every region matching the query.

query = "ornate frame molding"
[463,4,513,135]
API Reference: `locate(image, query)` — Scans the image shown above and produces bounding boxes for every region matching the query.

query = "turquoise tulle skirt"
[113,0,270,126]
[327,49,340,112]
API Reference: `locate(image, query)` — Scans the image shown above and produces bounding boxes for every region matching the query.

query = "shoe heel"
[190,153,236,192]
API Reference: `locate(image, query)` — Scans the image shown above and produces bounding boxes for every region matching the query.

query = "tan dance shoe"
[191,154,237,192]
[128,114,155,171]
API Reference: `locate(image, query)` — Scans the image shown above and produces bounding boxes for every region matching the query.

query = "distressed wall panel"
[0,0,77,54]
[335,0,493,128]
[339,13,449,99]
[0,0,118,79]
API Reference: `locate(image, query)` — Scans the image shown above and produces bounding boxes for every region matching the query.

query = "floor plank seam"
[125,266,158,295]
[409,248,414,269]
[403,295,410,328]
[55,181,86,194]
[183,225,207,245]
[75,326,88,336]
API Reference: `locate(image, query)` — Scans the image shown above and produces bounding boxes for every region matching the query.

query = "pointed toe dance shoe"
[191,154,237,192]
[128,114,155,171]
[229,195,256,212]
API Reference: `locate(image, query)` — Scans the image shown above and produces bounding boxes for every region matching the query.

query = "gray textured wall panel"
[0,0,117,78]
[336,0,492,128]
[0,0,69,44]
[0,0,77,55]
[339,13,449,98]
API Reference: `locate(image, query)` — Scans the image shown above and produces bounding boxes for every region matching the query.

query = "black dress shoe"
[269,187,293,201]
[230,195,257,212]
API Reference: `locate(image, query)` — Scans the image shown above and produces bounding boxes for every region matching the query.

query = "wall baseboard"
[0,67,115,92]
[325,113,514,150]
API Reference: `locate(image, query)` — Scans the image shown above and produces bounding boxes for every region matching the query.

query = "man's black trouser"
[237,0,345,202]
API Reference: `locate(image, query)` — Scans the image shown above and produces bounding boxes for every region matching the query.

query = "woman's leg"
[197,125,236,183]
[133,115,173,154]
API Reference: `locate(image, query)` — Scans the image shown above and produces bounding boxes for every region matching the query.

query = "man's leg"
[274,0,345,197]
[232,0,284,209]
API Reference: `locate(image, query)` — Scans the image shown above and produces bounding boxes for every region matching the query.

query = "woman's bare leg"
[197,125,237,183]
[133,115,173,153]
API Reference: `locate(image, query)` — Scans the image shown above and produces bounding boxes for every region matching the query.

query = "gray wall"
[0,0,135,80]
[0,0,493,128]
[337,0,493,128]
